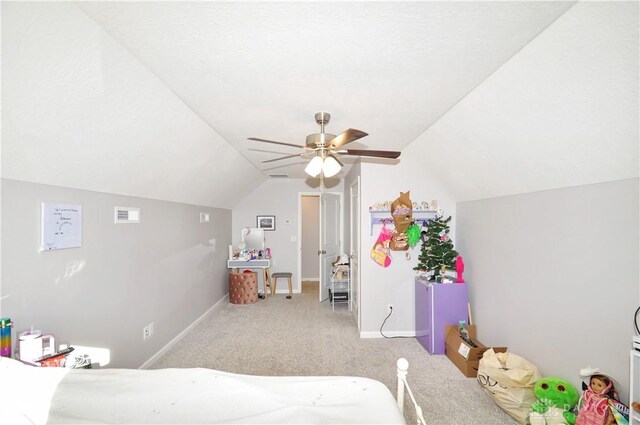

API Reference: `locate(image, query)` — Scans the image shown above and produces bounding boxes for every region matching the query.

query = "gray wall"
[456,178,639,401]
[301,195,319,280]
[232,178,343,294]
[1,179,231,368]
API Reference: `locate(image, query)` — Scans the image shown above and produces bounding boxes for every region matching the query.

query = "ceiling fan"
[248,112,401,178]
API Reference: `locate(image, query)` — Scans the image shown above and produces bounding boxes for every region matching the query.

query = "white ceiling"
[76,1,575,178]
[404,0,639,201]
[3,1,637,208]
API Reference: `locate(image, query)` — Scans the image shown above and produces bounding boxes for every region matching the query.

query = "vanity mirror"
[242,228,265,251]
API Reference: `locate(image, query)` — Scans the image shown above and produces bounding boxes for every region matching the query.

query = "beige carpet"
[151,282,515,424]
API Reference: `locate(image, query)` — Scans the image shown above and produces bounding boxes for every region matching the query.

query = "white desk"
[227,259,271,296]
[227,259,270,268]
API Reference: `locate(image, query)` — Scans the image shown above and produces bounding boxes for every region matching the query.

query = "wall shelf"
[369,210,436,235]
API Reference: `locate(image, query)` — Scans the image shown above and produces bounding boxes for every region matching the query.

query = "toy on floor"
[575,368,620,425]
[528,376,579,425]
[632,402,640,413]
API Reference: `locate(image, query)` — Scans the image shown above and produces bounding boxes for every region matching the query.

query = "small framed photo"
[257,215,276,231]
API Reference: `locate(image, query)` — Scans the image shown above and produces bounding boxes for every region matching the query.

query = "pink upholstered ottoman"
[228,271,258,304]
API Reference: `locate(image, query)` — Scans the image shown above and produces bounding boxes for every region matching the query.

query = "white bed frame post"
[396,358,426,425]
[396,358,408,413]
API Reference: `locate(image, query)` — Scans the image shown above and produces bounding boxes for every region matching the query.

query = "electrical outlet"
[387,304,393,313]
[143,325,150,340]
[149,322,154,336]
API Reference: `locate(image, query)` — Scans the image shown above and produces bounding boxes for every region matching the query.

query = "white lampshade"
[305,156,323,177]
[322,155,342,177]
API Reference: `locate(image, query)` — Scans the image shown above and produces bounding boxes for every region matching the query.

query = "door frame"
[297,192,320,293]
[297,191,344,299]
[349,177,361,330]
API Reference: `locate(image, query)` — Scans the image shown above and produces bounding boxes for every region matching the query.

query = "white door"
[350,178,360,329]
[319,192,341,302]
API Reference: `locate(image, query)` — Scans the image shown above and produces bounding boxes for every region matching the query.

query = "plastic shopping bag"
[477,349,541,424]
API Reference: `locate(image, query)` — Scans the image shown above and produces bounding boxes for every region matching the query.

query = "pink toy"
[455,255,465,283]
[371,224,392,268]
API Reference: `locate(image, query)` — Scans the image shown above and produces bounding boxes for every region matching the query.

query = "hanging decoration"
[406,223,421,248]
[389,191,412,251]
[390,229,409,251]
[370,223,392,268]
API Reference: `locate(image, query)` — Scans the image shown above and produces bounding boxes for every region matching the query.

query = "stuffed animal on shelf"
[575,368,621,425]
[528,376,579,425]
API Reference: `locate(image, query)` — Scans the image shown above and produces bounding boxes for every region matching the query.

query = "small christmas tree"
[413,215,458,280]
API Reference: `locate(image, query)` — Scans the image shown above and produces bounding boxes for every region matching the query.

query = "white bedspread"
[0,358,405,424]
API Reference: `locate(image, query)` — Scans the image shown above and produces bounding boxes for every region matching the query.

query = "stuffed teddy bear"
[528,376,579,425]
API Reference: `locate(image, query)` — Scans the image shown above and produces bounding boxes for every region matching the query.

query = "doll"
[575,370,619,425]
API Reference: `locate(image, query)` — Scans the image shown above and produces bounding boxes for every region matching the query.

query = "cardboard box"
[445,325,507,377]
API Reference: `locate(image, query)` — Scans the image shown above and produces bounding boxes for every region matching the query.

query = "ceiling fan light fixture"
[305,155,323,177]
[322,155,342,177]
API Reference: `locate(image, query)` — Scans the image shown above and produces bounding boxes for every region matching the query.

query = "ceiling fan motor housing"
[314,112,330,125]
[306,133,336,149]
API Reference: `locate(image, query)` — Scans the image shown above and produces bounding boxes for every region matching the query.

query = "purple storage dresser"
[415,278,468,354]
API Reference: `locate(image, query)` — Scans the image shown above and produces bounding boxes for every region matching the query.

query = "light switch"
[290,235,297,242]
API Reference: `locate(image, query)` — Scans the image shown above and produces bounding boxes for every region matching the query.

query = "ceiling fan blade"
[329,129,368,149]
[248,137,310,150]
[249,148,302,155]
[262,153,312,163]
[340,149,401,159]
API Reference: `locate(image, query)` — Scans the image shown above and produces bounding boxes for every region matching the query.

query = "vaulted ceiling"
[2,2,637,207]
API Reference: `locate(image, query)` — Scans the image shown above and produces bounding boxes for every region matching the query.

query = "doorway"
[297,191,343,303]
[300,194,320,294]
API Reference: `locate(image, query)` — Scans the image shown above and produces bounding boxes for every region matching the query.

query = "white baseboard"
[139,294,228,369]
[301,277,319,281]
[360,330,417,339]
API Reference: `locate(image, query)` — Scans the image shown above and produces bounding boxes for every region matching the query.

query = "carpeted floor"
[151,282,515,424]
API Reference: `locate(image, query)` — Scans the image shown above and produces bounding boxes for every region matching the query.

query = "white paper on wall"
[40,203,82,251]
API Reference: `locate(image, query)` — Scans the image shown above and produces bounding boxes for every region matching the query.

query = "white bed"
[0,357,422,424]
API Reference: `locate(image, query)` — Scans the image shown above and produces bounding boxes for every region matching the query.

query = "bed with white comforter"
[0,357,405,424]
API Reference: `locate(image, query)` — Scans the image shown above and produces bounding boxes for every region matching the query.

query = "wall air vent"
[268,174,289,178]
[114,207,140,224]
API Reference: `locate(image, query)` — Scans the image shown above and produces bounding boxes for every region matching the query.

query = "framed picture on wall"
[257,215,276,231]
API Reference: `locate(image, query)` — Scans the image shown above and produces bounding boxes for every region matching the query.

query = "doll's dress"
[575,388,611,425]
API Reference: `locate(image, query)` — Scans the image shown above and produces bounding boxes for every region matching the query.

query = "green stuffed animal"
[528,377,579,425]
